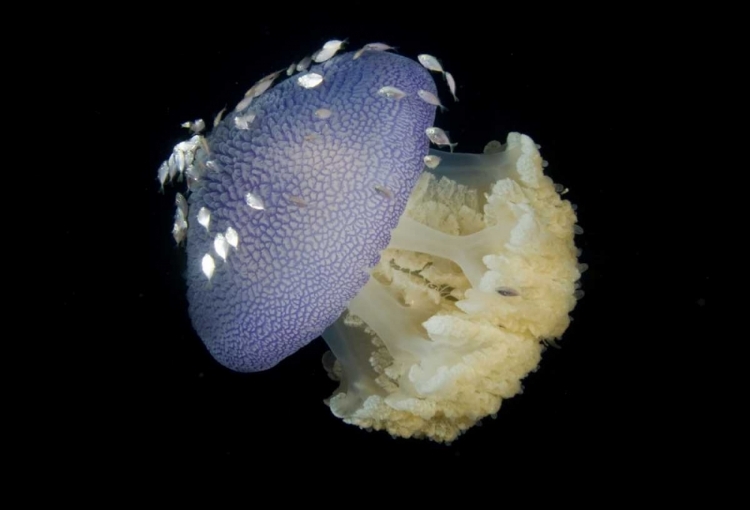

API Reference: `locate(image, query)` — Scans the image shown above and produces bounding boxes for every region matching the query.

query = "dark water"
[66,12,710,471]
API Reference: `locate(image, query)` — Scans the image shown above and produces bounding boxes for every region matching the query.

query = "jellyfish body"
[186,52,438,372]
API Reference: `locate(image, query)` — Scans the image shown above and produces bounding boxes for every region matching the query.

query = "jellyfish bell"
[177,50,438,372]
[157,44,584,443]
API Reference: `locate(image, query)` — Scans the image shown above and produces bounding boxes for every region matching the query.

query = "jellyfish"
[157,46,583,442]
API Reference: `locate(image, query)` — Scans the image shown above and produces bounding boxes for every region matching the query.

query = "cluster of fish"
[157,39,464,280]
[157,127,244,278]
[374,54,460,157]
[230,39,461,152]
[156,119,215,247]
[200,224,240,280]
[156,131,210,195]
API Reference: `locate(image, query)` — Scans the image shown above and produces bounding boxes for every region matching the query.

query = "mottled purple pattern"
[185,51,437,372]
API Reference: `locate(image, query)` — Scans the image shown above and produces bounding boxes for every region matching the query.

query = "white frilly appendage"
[322,132,584,442]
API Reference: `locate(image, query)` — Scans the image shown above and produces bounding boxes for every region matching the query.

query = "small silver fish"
[176,138,196,154]
[425,127,457,152]
[286,62,296,76]
[176,140,196,169]
[297,72,324,89]
[373,185,392,199]
[225,227,239,248]
[353,42,396,59]
[445,71,458,102]
[365,42,396,51]
[175,149,186,174]
[288,195,307,207]
[417,54,444,74]
[201,253,215,280]
[157,161,169,192]
[167,153,178,180]
[250,73,280,98]
[235,95,253,112]
[197,207,211,231]
[314,108,332,119]
[417,89,447,111]
[213,233,229,261]
[173,207,188,245]
[496,287,519,297]
[245,192,265,210]
[423,155,441,169]
[296,55,312,72]
[185,166,199,191]
[213,107,226,127]
[313,39,347,63]
[377,86,406,99]
[234,111,257,130]
[192,119,205,134]
[196,135,210,155]
[175,192,188,219]
[181,119,205,134]
[172,221,187,245]
[244,70,283,98]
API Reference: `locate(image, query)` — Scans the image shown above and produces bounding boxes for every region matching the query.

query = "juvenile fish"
[245,192,265,210]
[445,71,458,101]
[496,287,519,297]
[201,253,215,280]
[314,108,332,119]
[234,95,253,112]
[234,111,257,130]
[244,70,283,99]
[313,39,347,63]
[353,42,396,59]
[374,185,392,199]
[157,161,169,192]
[296,55,312,72]
[377,86,406,99]
[181,119,205,134]
[175,192,188,219]
[423,155,441,169]
[225,227,239,248]
[173,207,188,245]
[197,207,211,231]
[297,72,324,89]
[214,233,229,261]
[417,54,444,74]
[426,127,457,152]
[417,89,447,111]
[213,107,226,127]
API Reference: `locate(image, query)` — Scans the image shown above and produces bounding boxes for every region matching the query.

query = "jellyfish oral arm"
[388,216,510,290]
[320,132,584,442]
